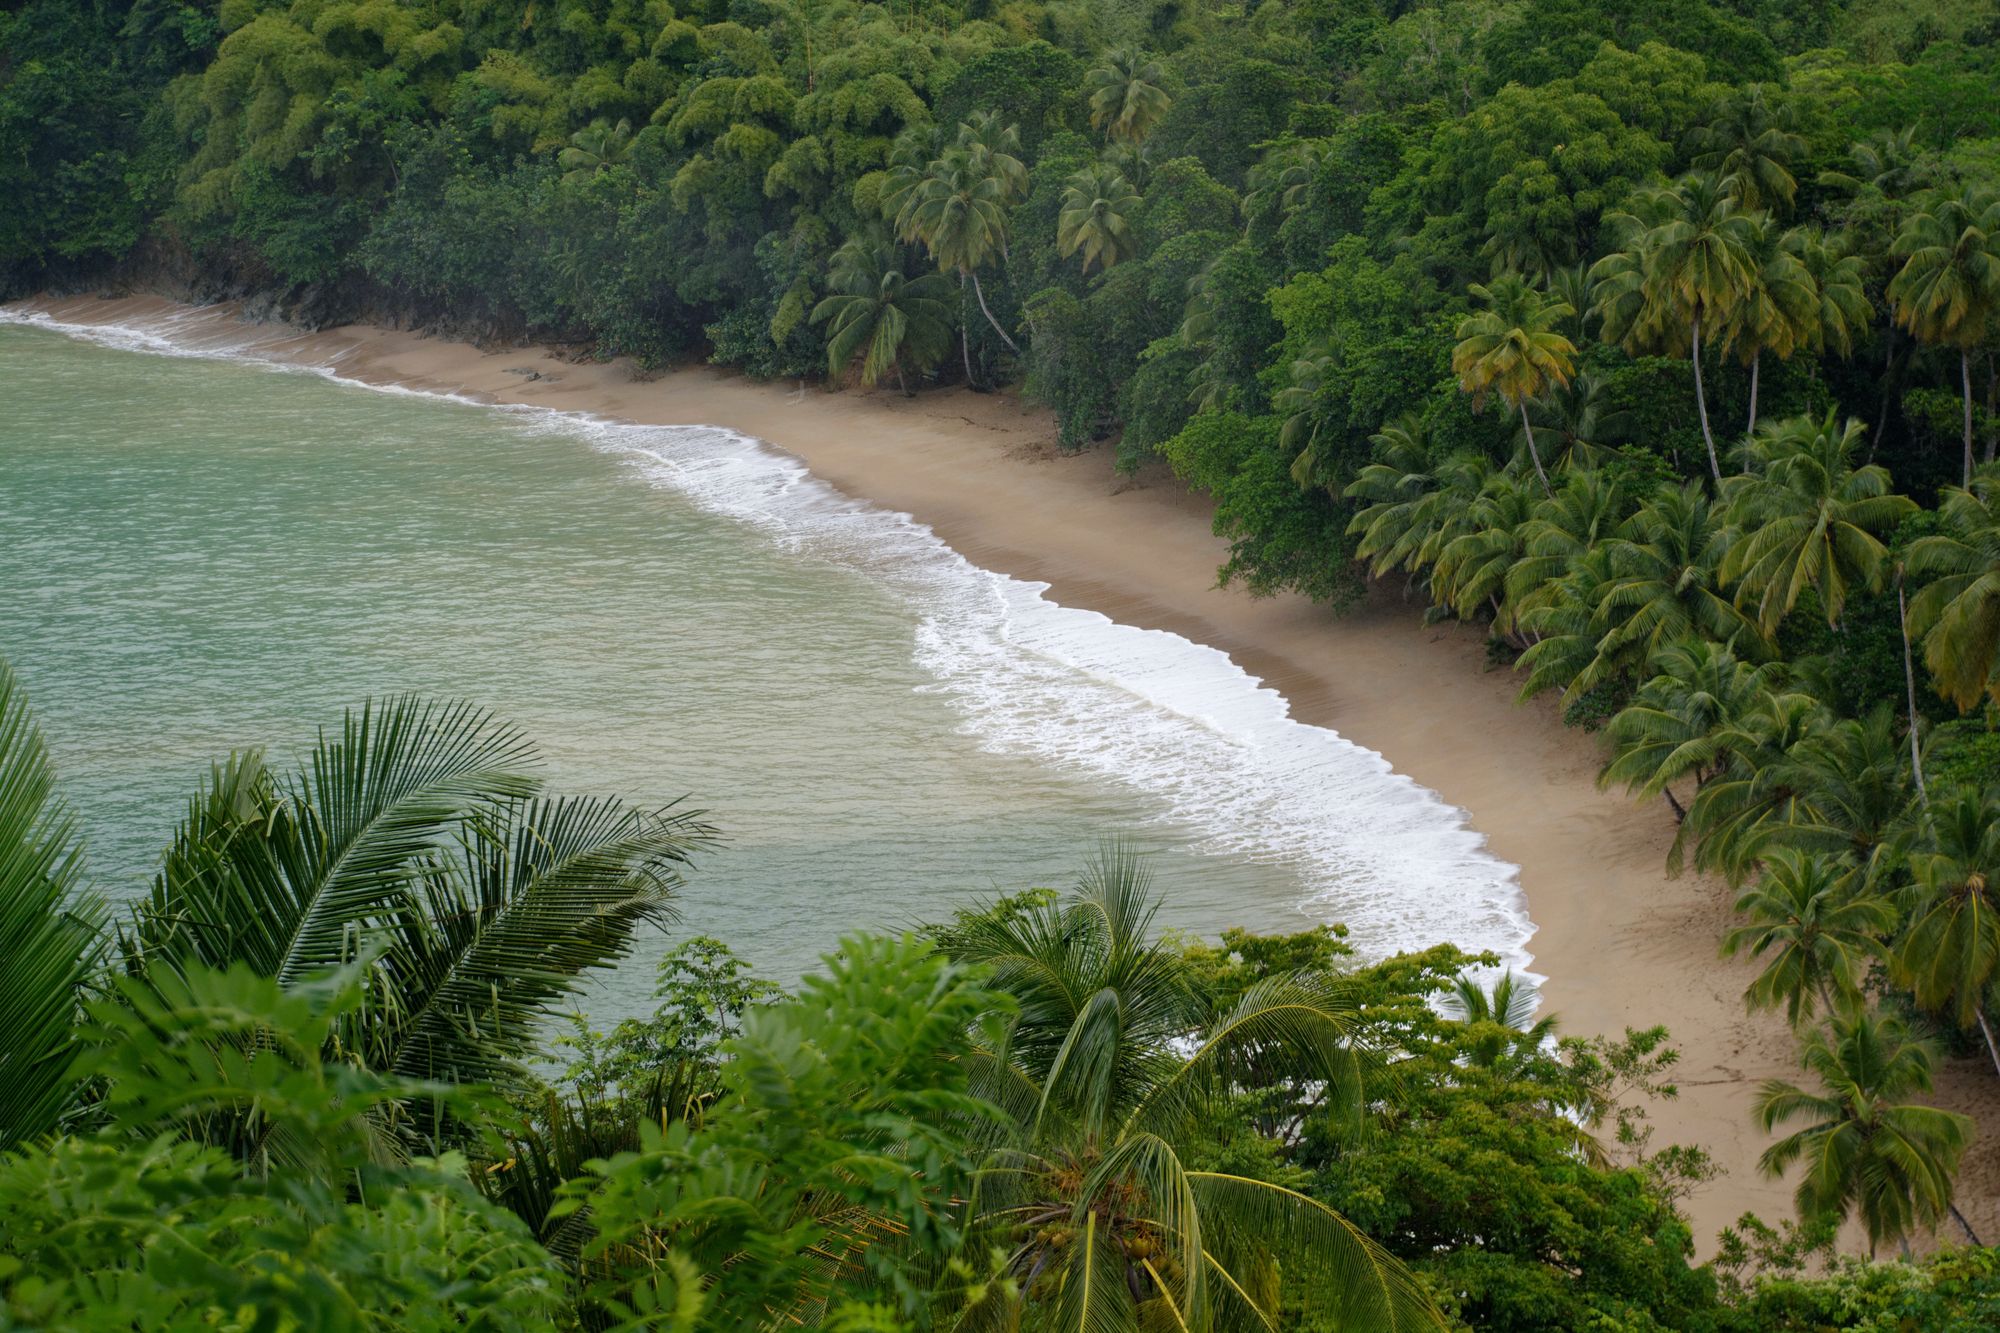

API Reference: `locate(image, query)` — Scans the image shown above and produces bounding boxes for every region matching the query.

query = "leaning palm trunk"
[1962,348,1976,487]
[1978,1008,2000,1083]
[1897,573,1930,812]
[1692,314,1722,483]
[1746,350,1761,436]
[1517,400,1552,494]
[965,268,1020,355]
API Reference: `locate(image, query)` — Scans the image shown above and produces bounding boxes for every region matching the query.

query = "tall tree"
[1452,273,1578,494]
[1722,850,1892,1026]
[1056,162,1139,276]
[1719,412,1917,636]
[1592,174,1758,481]
[1756,1007,1974,1255]
[1689,84,1805,216]
[811,233,955,394]
[1894,785,2000,1078]
[894,140,1022,358]
[1907,462,2000,711]
[1888,184,2000,486]
[936,852,1445,1332]
[1083,47,1170,147]
[1723,216,1817,434]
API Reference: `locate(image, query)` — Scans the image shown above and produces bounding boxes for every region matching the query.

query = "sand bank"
[14,293,1995,1251]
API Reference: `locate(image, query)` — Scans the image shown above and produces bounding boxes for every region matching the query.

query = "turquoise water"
[0,311,1531,1021]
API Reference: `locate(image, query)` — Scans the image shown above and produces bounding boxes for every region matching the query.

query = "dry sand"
[15,293,1997,1253]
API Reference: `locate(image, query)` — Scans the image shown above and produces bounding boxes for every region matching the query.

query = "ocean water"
[0,308,1533,1019]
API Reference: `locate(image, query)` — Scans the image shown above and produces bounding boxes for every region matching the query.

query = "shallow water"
[0,311,1530,1018]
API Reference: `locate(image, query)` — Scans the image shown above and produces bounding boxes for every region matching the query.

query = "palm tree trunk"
[1962,347,1976,487]
[961,320,976,391]
[895,360,912,398]
[1986,351,1997,464]
[1950,1202,1985,1246]
[1873,331,1899,462]
[966,268,1020,355]
[1692,315,1722,483]
[1978,1007,2000,1083]
[1518,400,1552,495]
[1898,573,1930,813]
[1746,350,1761,436]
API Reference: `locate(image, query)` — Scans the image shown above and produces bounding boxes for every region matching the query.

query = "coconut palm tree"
[124,697,714,1104]
[1723,852,1893,1027]
[1894,784,2000,1078]
[938,852,1444,1332]
[1757,1006,1974,1255]
[1084,47,1171,147]
[894,143,1022,357]
[1452,273,1578,494]
[1795,229,1874,361]
[1517,370,1629,473]
[1441,970,1556,1071]
[955,110,1028,206]
[0,660,105,1152]
[811,233,956,393]
[1056,162,1140,276]
[1276,340,1340,487]
[1674,687,1828,881]
[1689,85,1806,216]
[1887,184,2000,486]
[1505,469,1627,619]
[558,117,635,183]
[1720,411,1918,635]
[1592,174,1757,481]
[1723,216,1818,434]
[1429,469,1541,637]
[1345,422,1495,585]
[1599,640,1794,822]
[1519,482,1764,705]
[1907,463,2000,711]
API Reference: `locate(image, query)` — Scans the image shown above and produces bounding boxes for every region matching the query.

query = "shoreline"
[13,293,1995,1250]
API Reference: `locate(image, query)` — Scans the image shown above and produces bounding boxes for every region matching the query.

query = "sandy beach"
[14,292,1996,1252]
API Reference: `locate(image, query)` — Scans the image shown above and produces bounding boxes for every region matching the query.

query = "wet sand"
[14,292,1995,1252]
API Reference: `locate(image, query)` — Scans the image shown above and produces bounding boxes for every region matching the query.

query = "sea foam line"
[1,304,1539,979]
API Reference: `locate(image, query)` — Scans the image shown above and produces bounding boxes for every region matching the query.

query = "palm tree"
[0,659,104,1152]
[1056,163,1140,276]
[1756,1006,1975,1254]
[1720,412,1917,635]
[810,233,955,394]
[955,110,1028,206]
[1276,340,1340,487]
[1689,85,1806,215]
[558,118,635,184]
[1517,370,1629,473]
[1888,184,2000,486]
[1084,48,1171,147]
[1894,784,2000,1078]
[938,853,1444,1331]
[1519,482,1763,705]
[1722,851,1893,1026]
[1441,970,1556,1071]
[1452,273,1578,493]
[125,698,714,1104]
[1430,469,1541,638]
[1599,640,1792,822]
[1907,462,2000,710]
[894,142,1021,357]
[1345,422,1495,583]
[1795,229,1874,362]
[1592,174,1757,481]
[1723,216,1818,434]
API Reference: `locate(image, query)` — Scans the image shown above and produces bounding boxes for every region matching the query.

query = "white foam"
[1,304,1539,980]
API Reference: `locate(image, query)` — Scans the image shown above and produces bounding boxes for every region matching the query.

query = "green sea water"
[0,316,1341,1018]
